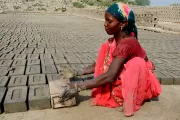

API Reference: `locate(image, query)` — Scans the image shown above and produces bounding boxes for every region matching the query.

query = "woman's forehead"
[105,12,116,19]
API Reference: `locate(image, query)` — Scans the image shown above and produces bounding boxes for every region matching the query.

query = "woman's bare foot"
[116,107,134,117]
[125,113,134,117]
[123,101,134,117]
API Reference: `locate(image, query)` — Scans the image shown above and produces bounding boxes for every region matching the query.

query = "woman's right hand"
[59,83,79,102]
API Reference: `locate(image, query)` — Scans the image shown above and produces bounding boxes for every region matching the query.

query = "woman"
[60,2,162,117]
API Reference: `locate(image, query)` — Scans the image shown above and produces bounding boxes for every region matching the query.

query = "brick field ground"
[0,12,180,119]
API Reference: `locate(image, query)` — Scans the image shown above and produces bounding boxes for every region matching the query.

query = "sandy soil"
[0,85,180,120]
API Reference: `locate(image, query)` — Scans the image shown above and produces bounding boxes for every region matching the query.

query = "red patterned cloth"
[112,37,146,60]
[90,38,162,115]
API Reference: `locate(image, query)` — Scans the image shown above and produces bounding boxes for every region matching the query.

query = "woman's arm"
[59,57,126,102]
[77,57,126,89]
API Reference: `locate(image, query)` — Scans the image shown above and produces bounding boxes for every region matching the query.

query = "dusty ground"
[0,85,180,120]
[0,13,180,120]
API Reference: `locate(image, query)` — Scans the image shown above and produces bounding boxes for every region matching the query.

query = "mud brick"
[1,47,13,54]
[152,58,164,64]
[8,75,27,87]
[38,44,46,48]
[22,48,34,54]
[45,48,55,53]
[0,46,4,50]
[78,56,94,64]
[9,66,25,76]
[29,85,51,110]
[0,67,9,76]
[40,54,52,59]
[56,48,66,53]
[56,64,71,72]
[75,47,88,53]
[41,59,54,65]
[64,53,81,64]
[70,64,85,81]
[0,60,13,67]
[9,43,19,48]
[4,86,28,113]
[84,53,97,62]
[12,60,26,67]
[11,50,24,54]
[173,76,180,85]
[47,44,55,48]
[90,57,97,62]
[70,64,85,71]
[157,71,174,85]
[27,59,40,66]
[93,53,98,58]
[0,54,14,60]
[14,54,27,59]
[0,76,9,87]
[54,58,67,64]
[165,71,180,85]
[84,52,96,58]
[28,44,37,48]
[26,65,41,75]
[0,87,6,114]
[47,74,60,83]
[42,65,57,74]
[34,48,44,54]
[84,64,94,67]
[19,43,28,47]
[49,79,77,108]
[52,53,64,59]
[65,47,77,53]
[29,74,46,85]
[27,54,39,59]
[75,53,94,63]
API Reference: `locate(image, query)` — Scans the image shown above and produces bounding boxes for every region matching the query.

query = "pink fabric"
[90,38,162,115]
[120,57,162,115]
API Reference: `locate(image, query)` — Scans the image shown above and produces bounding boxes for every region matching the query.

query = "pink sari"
[90,39,162,115]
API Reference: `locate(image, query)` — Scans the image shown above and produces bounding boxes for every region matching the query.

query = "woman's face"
[104,12,121,35]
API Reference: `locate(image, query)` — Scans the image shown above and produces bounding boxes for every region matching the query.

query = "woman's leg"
[121,57,148,116]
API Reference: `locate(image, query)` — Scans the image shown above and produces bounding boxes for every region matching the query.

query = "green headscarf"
[106,2,138,39]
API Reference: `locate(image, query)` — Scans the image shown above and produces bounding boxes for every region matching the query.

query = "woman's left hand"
[59,83,79,103]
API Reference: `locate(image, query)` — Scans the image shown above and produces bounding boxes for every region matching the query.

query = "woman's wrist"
[75,82,87,91]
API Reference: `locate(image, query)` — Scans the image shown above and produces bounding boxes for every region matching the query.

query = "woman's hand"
[61,63,96,78]
[59,83,79,102]
[61,67,83,78]
[59,82,87,102]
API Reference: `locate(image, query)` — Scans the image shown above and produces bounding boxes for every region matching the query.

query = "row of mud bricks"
[0,73,93,114]
[0,74,61,114]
